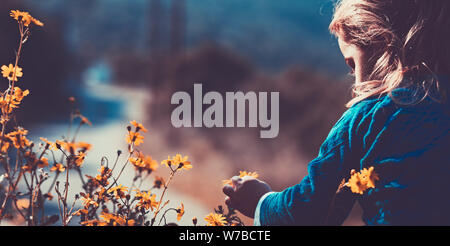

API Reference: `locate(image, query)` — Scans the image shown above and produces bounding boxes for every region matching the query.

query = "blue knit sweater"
[258,88,450,225]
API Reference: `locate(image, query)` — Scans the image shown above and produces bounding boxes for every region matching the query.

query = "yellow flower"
[129,151,158,173]
[345,167,379,195]
[9,10,31,26]
[95,166,112,186]
[1,64,23,81]
[13,87,29,100]
[223,171,259,186]
[40,137,56,150]
[31,17,44,27]
[75,151,86,167]
[239,171,258,179]
[177,203,185,221]
[204,213,227,226]
[0,87,29,114]
[50,163,65,173]
[37,157,49,168]
[172,154,192,170]
[80,193,98,208]
[99,212,134,226]
[0,140,10,153]
[7,128,32,149]
[76,142,92,151]
[135,190,159,211]
[360,166,379,189]
[107,184,128,199]
[161,156,173,167]
[125,131,144,146]
[97,187,108,201]
[54,140,92,154]
[130,120,148,133]
[10,10,43,27]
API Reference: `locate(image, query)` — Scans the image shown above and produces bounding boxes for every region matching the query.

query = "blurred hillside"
[28,0,348,75]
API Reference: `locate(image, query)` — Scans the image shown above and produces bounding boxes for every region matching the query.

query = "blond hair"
[329,0,450,107]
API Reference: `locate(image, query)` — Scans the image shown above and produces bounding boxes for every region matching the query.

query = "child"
[223,0,450,225]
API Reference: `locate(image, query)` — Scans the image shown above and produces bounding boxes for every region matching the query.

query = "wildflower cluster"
[0,10,250,227]
[0,10,199,226]
[0,10,50,225]
[68,119,195,226]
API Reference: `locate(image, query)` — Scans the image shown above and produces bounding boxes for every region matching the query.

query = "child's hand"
[222,175,272,218]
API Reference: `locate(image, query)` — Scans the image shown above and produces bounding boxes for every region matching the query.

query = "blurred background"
[0,0,363,225]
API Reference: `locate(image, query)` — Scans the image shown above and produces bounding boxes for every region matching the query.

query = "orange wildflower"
[223,170,259,186]
[129,151,158,173]
[130,120,148,133]
[10,10,43,27]
[177,203,185,221]
[1,64,23,81]
[40,137,57,150]
[345,167,379,195]
[1,142,10,153]
[135,190,159,211]
[7,128,32,149]
[31,17,44,27]
[10,10,31,26]
[54,140,92,154]
[37,157,49,168]
[0,87,29,114]
[80,193,98,208]
[125,131,144,146]
[172,154,192,170]
[204,213,227,226]
[107,184,128,199]
[95,166,112,186]
[360,166,379,189]
[74,151,86,167]
[50,163,65,173]
[99,212,135,226]
[13,87,29,101]
[73,142,92,152]
[97,187,108,201]
[161,156,173,167]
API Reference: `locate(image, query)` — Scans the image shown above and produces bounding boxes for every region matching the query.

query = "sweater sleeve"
[257,101,372,225]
